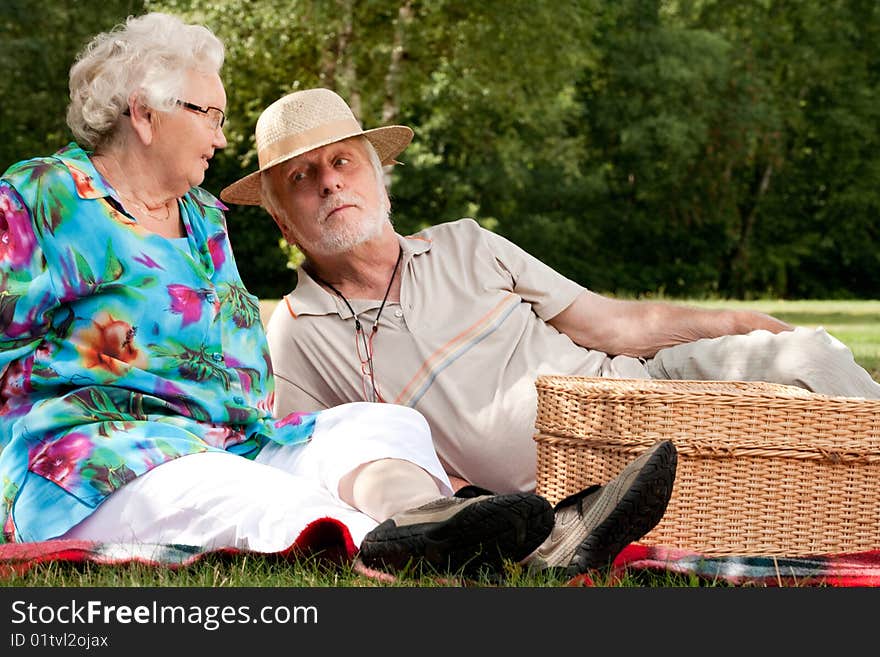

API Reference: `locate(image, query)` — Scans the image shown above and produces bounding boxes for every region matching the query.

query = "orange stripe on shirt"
[394,294,520,405]
[284,295,298,319]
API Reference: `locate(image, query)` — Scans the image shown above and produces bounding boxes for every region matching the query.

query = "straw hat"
[220,88,414,206]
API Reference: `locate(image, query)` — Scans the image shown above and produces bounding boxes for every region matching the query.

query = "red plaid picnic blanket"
[3,531,879,586]
[0,517,356,579]
[601,544,880,587]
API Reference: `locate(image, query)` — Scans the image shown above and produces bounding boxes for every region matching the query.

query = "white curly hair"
[66,12,224,150]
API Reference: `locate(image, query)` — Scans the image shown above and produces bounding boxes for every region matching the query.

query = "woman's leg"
[259,402,554,574]
[256,402,454,520]
[62,450,377,550]
[339,458,442,522]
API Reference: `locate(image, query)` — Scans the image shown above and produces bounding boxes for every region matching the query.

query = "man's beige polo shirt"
[265,218,613,492]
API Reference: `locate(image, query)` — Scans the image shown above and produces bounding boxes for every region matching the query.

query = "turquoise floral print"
[0,143,317,543]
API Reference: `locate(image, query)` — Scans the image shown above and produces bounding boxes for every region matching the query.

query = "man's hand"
[732,310,792,335]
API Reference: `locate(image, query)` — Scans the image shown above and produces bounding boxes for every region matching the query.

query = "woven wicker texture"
[534,375,880,556]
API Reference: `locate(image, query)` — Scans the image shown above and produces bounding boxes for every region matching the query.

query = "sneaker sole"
[567,440,678,576]
[359,492,554,576]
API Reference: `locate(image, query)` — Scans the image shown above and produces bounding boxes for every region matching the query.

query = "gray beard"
[317,206,391,255]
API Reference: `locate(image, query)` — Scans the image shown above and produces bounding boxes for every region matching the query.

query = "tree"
[152,0,597,298]
[0,1,146,171]
[5,1,877,299]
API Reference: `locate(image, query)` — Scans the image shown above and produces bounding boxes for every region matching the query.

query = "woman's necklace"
[92,153,174,222]
[309,245,404,403]
[118,193,173,222]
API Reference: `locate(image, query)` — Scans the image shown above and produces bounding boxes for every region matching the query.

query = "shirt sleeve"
[0,180,58,378]
[476,221,586,320]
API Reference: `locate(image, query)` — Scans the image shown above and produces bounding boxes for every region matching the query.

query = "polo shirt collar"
[286,232,434,319]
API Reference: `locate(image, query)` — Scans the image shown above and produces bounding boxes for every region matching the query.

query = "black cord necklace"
[309,245,403,402]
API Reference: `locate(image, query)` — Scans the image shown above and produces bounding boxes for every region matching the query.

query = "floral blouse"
[0,143,317,543]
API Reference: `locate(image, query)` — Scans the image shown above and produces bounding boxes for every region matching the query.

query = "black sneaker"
[525,440,677,576]
[358,492,554,576]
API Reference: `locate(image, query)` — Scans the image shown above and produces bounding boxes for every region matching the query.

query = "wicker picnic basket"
[533,375,880,556]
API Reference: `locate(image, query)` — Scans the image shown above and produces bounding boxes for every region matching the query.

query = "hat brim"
[220,125,413,206]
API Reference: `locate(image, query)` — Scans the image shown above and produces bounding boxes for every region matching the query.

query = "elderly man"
[220,88,880,498]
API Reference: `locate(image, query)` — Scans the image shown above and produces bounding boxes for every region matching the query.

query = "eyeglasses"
[308,245,402,404]
[176,99,226,131]
[122,100,226,131]
[355,323,385,403]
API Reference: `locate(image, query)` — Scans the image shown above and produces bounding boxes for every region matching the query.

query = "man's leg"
[647,326,880,398]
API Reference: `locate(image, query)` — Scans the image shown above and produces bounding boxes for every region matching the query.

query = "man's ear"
[277,220,297,247]
[126,92,155,145]
[265,207,291,242]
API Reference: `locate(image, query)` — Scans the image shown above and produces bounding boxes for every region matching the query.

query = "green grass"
[2,552,717,588]
[5,300,877,587]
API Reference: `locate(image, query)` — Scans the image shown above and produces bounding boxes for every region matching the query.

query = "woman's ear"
[126,92,155,145]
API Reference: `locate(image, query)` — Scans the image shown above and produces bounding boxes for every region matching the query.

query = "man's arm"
[547,290,792,358]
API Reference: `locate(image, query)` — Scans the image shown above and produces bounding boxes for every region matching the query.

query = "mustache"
[318,192,363,221]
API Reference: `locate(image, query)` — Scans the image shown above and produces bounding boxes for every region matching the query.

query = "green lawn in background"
[4,300,877,587]
[259,299,279,328]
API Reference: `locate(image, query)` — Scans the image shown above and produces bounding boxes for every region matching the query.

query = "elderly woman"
[0,12,556,576]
